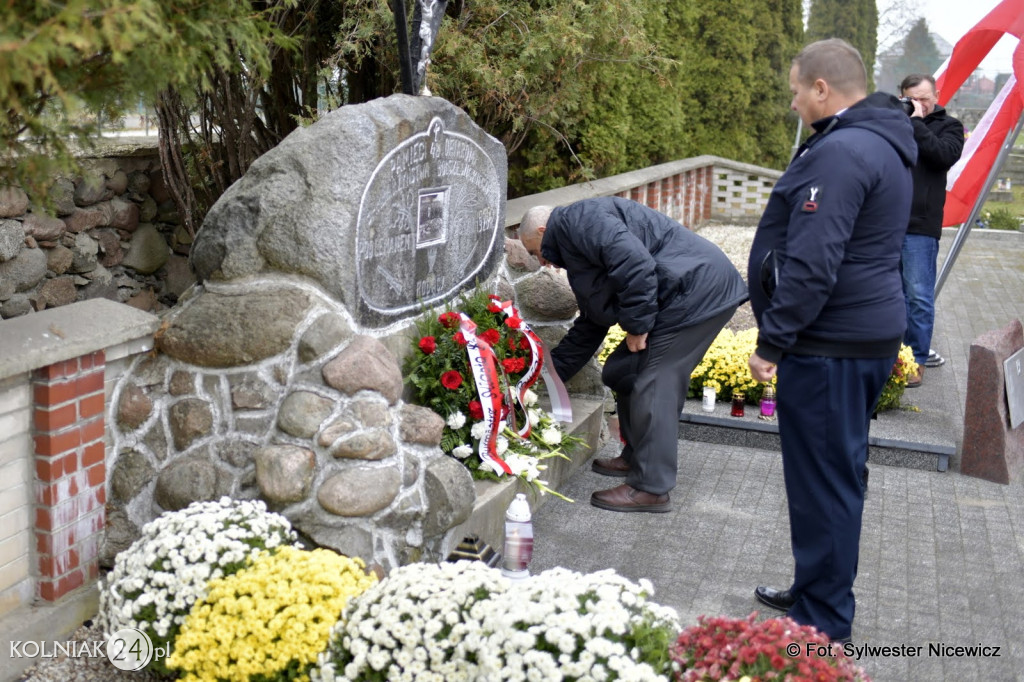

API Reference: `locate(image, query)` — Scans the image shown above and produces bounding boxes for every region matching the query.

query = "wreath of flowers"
[404,289,580,498]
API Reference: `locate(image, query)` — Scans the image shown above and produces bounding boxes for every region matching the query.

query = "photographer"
[898,74,964,386]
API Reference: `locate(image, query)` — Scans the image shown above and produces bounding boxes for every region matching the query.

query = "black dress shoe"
[754,585,795,611]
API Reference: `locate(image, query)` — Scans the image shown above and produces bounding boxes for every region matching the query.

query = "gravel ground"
[697,223,757,332]
[15,223,758,682]
[16,621,167,681]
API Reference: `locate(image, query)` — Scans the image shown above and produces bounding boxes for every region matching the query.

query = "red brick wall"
[32,352,106,601]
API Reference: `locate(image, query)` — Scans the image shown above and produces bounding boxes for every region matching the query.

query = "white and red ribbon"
[489,298,574,432]
[454,300,574,477]
[458,314,513,475]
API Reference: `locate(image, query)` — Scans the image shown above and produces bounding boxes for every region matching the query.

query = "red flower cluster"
[671,614,868,682]
[454,332,468,346]
[479,328,501,346]
[501,357,526,374]
[505,315,523,329]
[468,400,484,420]
[441,371,463,390]
[439,312,460,329]
[418,336,437,354]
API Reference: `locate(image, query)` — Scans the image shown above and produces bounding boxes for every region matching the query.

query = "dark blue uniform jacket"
[540,197,748,381]
[747,93,918,363]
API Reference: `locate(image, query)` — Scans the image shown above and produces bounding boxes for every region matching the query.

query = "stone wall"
[0,147,194,320]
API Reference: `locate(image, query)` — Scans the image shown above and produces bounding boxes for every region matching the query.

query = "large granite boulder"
[158,289,312,367]
[190,94,508,329]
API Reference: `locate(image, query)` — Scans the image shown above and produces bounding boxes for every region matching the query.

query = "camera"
[898,96,916,116]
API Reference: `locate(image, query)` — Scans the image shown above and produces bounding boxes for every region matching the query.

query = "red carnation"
[454,331,468,346]
[441,371,463,390]
[520,336,531,349]
[505,315,522,329]
[438,312,460,329]
[468,400,484,419]
[487,302,503,313]
[488,294,502,301]
[502,357,527,374]
[418,336,436,354]
[480,328,501,346]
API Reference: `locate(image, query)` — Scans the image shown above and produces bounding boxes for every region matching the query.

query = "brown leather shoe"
[590,484,671,513]
[906,366,924,388]
[591,455,630,477]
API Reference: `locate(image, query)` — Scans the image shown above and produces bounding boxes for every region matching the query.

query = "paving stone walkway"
[531,228,1024,682]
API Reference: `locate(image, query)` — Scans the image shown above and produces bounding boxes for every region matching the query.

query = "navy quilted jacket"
[540,197,747,380]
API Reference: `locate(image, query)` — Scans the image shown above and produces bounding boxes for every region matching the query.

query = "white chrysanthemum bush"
[314,561,681,682]
[97,497,299,674]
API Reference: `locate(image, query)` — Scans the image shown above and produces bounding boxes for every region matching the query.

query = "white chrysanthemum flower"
[447,412,467,429]
[452,444,473,459]
[527,408,542,427]
[470,421,488,440]
[523,389,539,406]
[496,436,509,455]
[541,426,562,445]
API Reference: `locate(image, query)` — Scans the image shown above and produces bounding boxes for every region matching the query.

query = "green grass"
[980,185,1024,229]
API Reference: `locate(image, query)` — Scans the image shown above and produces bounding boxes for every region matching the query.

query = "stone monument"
[962,318,1024,484]
[105,95,515,569]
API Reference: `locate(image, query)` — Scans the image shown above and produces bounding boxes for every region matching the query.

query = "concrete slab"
[0,299,159,381]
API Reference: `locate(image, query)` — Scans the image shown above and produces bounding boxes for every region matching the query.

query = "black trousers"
[601,307,736,495]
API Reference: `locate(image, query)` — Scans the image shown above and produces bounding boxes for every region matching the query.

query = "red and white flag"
[933,0,1024,226]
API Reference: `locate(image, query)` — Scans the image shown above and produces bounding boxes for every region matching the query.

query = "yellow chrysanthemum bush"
[876,343,919,412]
[602,326,917,411]
[167,546,378,682]
[687,328,771,404]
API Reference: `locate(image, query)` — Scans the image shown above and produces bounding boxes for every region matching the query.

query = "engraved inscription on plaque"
[355,118,501,318]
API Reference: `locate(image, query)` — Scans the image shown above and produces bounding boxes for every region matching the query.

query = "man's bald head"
[518,205,553,266]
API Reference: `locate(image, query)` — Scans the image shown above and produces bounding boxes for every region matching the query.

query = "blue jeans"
[900,234,938,365]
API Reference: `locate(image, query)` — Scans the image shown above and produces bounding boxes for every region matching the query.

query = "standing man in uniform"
[518,197,747,513]
[898,74,964,385]
[746,39,917,642]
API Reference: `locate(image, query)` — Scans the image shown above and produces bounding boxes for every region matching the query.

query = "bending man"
[518,197,747,513]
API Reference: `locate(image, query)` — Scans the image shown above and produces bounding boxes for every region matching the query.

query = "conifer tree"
[0,0,296,202]
[897,18,943,83]
[806,0,878,91]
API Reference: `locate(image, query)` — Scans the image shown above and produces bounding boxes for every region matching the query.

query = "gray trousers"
[601,307,736,495]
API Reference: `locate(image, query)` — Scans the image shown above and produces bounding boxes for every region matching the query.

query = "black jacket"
[907,105,964,238]
[747,93,917,363]
[541,197,748,381]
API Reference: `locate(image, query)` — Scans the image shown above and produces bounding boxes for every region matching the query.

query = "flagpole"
[934,112,1024,298]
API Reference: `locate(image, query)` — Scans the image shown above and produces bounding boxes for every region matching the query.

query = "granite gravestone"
[962,318,1024,484]
[190,95,507,328]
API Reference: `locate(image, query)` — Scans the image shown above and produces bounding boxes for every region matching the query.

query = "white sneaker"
[925,349,945,368]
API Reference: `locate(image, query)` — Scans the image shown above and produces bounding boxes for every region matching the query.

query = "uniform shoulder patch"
[801,186,822,213]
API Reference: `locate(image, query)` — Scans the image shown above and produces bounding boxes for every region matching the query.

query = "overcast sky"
[876,0,1019,76]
